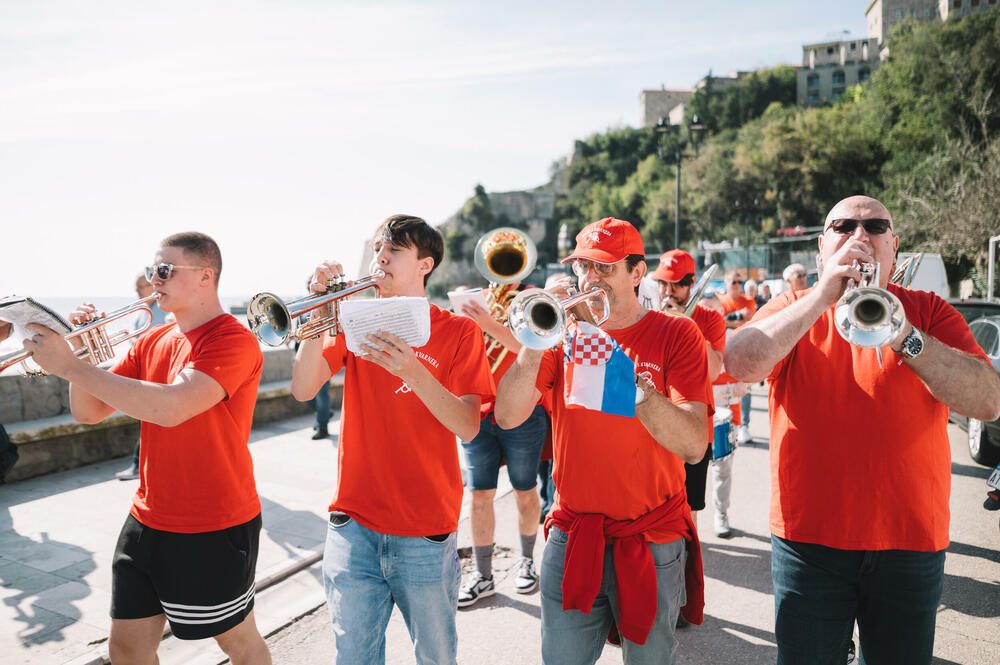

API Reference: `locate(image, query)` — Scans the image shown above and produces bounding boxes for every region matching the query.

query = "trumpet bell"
[834,286,905,349]
[474,227,537,284]
[247,293,291,347]
[508,290,567,350]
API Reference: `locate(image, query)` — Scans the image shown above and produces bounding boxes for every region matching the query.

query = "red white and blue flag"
[563,321,638,418]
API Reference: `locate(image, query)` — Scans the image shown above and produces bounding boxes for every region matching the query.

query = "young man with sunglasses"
[290,215,494,665]
[650,250,725,542]
[24,232,271,665]
[726,195,1000,665]
[495,217,711,665]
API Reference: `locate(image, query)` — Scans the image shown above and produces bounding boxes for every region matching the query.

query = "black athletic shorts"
[110,513,261,640]
[684,443,712,512]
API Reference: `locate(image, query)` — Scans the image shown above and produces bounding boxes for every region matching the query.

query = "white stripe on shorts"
[161,584,255,625]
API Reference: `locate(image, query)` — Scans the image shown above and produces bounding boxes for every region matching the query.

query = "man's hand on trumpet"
[22,323,80,377]
[814,234,876,308]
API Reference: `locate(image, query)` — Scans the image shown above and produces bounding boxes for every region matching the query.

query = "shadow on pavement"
[950,460,991,480]
[700,540,773,597]
[947,539,1000,565]
[0,504,96,646]
[259,496,328,560]
[456,590,541,619]
[939,572,1000,619]
[676,614,776,665]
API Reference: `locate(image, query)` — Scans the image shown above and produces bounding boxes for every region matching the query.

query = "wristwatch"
[896,327,924,359]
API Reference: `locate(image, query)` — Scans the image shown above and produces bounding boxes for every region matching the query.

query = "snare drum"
[712,406,734,462]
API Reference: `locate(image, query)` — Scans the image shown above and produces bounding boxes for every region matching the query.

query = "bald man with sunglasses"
[725,196,1000,665]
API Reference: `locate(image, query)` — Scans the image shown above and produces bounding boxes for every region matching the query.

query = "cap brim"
[560,248,624,265]
[650,267,686,283]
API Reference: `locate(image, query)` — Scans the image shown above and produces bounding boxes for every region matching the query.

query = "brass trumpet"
[247,271,384,347]
[507,286,610,350]
[0,294,161,375]
[661,263,720,318]
[833,261,905,365]
[473,227,537,370]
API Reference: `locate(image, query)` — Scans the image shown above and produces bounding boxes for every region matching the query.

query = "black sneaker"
[514,557,538,594]
[458,572,495,607]
[311,428,329,440]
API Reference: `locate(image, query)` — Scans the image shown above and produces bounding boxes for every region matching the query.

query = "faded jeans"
[540,525,686,665]
[322,514,461,665]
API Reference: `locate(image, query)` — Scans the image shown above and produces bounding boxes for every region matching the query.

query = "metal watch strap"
[898,327,924,359]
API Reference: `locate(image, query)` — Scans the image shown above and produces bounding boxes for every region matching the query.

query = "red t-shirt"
[536,311,713,543]
[755,285,989,551]
[112,314,263,533]
[322,304,495,536]
[690,305,726,443]
[719,293,757,317]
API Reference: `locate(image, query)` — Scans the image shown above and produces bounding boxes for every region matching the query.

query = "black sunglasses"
[826,218,892,235]
[144,262,205,282]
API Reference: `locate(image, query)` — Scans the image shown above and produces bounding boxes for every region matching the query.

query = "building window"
[832,70,846,85]
[895,9,904,17]
[972,0,979,5]
[851,42,857,49]
[832,89,844,100]
[827,46,835,54]
[807,74,819,88]
[954,0,961,7]
[924,7,934,16]
[859,68,871,83]
[807,92,819,102]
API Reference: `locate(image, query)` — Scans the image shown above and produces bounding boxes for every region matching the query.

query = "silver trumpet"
[247,271,384,346]
[507,286,609,350]
[0,294,161,375]
[833,261,905,365]
[662,263,719,318]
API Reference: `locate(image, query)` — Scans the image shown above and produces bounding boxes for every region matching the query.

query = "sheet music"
[447,288,489,315]
[0,296,73,337]
[339,296,431,354]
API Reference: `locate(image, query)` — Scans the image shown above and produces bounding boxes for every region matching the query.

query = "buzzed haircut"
[161,232,223,284]
[374,214,444,285]
[724,269,742,284]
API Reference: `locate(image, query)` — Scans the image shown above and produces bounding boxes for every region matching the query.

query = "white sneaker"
[514,557,539,594]
[715,512,732,538]
[737,425,752,444]
[458,572,495,607]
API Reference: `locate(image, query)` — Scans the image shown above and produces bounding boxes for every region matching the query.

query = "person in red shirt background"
[290,215,494,665]
[718,270,756,329]
[25,232,271,665]
[726,195,1000,665]
[496,218,711,665]
[649,250,725,541]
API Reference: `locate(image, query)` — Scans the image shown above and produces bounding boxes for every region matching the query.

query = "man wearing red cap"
[496,218,712,664]
[649,250,725,543]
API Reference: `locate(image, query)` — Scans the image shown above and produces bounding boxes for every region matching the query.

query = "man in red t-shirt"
[496,218,711,664]
[26,233,271,664]
[718,269,756,330]
[726,195,1000,665]
[455,284,549,607]
[649,250,725,537]
[290,215,494,665]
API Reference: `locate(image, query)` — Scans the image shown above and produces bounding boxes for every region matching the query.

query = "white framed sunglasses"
[144,263,207,282]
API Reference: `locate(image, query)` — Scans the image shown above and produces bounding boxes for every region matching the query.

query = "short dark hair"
[373,215,443,285]
[161,232,222,284]
[624,254,645,295]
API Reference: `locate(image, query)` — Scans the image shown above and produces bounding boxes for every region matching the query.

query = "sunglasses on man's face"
[571,259,616,277]
[144,263,205,282]
[826,218,892,235]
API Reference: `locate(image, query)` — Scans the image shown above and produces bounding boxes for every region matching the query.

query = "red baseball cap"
[650,249,696,283]
[560,217,645,265]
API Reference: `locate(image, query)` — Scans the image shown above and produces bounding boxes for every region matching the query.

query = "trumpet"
[473,228,538,370]
[833,261,905,365]
[247,271,384,347]
[661,263,719,318]
[507,286,610,350]
[891,253,923,289]
[0,294,161,375]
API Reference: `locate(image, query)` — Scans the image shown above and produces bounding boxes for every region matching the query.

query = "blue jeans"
[538,460,555,518]
[771,535,945,665]
[461,405,548,491]
[540,526,686,665]
[740,391,751,427]
[308,381,331,430]
[322,514,460,665]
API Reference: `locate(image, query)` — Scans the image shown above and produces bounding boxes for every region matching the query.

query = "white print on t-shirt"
[394,382,412,395]
[414,351,440,368]
[636,360,661,374]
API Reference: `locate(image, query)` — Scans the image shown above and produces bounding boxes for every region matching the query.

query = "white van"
[898,252,948,297]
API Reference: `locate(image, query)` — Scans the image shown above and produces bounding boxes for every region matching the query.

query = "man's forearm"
[63,361,185,427]
[495,347,543,429]
[636,395,706,464]
[291,336,330,400]
[726,292,828,382]
[904,334,1000,421]
[405,364,481,442]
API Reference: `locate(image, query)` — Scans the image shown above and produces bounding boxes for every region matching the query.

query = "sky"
[0,1,867,300]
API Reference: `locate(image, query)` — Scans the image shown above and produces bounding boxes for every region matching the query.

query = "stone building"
[797,36,879,106]
[866,0,939,50]
[639,87,693,127]
[937,0,998,20]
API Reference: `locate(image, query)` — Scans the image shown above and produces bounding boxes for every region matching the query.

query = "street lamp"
[655,115,706,249]
[734,198,760,280]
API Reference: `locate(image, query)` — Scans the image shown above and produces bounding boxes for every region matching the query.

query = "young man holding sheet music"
[495,217,712,665]
[290,214,494,665]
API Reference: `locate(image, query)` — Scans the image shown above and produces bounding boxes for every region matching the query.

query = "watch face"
[903,330,923,357]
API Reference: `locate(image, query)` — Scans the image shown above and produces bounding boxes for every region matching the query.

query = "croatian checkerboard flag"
[563,321,638,418]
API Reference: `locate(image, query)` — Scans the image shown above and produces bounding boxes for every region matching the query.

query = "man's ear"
[418,256,434,275]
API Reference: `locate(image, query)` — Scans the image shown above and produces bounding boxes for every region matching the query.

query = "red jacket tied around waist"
[544,491,705,645]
